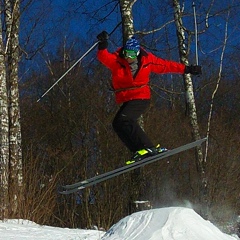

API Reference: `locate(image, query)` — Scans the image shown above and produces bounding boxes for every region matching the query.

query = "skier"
[97,31,202,163]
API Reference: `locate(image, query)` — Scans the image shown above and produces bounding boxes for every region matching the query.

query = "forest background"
[0,0,240,235]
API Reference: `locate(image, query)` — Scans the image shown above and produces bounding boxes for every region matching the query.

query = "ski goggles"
[123,50,138,59]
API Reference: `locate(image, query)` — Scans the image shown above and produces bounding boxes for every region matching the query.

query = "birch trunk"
[172,0,208,218]
[119,0,147,210]
[119,0,135,43]
[5,0,23,216]
[0,6,10,218]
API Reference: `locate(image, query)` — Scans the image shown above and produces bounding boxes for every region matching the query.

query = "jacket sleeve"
[97,49,117,70]
[149,53,186,74]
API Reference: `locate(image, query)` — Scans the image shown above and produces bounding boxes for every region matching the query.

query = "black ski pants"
[112,99,154,153]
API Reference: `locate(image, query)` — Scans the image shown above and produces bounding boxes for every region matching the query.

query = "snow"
[102,207,238,240]
[0,219,104,240]
[0,207,238,240]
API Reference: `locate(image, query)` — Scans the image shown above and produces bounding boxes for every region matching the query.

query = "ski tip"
[58,185,71,194]
[58,185,65,192]
[58,184,87,194]
[58,190,68,195]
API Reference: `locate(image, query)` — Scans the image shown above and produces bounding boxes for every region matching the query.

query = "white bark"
[0,5,10,218]
[172,0,208,217]
[119,0,135,43]
[5,0,23,187]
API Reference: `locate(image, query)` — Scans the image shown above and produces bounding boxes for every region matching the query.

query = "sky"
[18,0,240,82]
[0,207,239,240]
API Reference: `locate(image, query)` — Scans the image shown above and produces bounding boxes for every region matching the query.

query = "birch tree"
[6,0,23,216]
[0,0,22,217]
[0,4,10,218]
[119,0,135,43]
[119,0,149,207]
[172,0,207,217]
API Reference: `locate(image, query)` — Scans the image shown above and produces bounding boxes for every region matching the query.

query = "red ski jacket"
[97,47,186,104]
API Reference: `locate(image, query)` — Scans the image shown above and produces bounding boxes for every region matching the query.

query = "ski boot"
[126,145,168,165]
[126,147,158,165]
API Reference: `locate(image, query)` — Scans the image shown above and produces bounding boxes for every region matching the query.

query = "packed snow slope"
[102,207,237,240]
[0,207,238,240]
[0,219,104,239]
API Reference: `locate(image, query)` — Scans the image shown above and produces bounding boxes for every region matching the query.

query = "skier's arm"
[150,53,185,74]
[96,31,116,69]
[150,53,202,75]
[97,49,117,69]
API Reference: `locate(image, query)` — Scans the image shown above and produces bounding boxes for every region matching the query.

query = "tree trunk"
[172,0,208,218]
[119,0,135,43]
[0,8,10,218]
[119,0,147,209]
[5,0,23,216]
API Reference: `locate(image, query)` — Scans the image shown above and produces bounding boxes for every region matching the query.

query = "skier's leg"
[112,99,154,152]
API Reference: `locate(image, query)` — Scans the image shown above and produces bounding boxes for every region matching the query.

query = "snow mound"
[102,207,237,240]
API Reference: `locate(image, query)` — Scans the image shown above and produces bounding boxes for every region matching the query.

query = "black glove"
[97,31,109,50]
[185,65,202,75]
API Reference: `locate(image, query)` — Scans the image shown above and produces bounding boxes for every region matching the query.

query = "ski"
[59,137,207,194]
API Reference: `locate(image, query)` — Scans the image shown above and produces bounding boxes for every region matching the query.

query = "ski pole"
[37,22,121,102]
[192,2,199,65]
[37,41,99,102]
